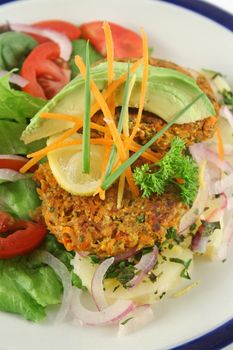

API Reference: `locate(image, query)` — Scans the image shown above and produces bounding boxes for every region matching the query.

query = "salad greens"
[0,74,46,154]
[70,39,102,79]
[0,32,38,71]
[0,177,41,219]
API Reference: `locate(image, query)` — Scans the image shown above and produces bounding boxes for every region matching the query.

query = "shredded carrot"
[124,28,148,152]
[75,55,140,196]
[20,156,43,174]
[175,178,185,184]
[28,138,114,159]
[129,142,159,163]
[216,126,224,160]
[103,22,114,84]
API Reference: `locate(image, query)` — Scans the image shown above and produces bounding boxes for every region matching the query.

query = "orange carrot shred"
[216,126,224,161]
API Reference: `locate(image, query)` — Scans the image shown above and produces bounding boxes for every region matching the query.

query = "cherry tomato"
[21,42,70,99]
[80,21,142,58]
[0,155,28,172]
[30,20,81,43]
[0,214,47,259]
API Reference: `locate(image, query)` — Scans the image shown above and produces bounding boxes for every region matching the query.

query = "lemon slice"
[47,134,105,196]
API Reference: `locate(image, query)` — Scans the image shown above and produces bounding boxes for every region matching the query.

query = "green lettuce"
[70,39,102,79]
[0,178,41,219]
[0,32,38,70]
[0,256,62,322]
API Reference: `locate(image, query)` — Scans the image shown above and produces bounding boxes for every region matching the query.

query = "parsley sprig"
[133,137,199,206]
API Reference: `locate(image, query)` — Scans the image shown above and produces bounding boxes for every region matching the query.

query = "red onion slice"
[10,23,72,61]
[189,143,233,174]
[72,288,135,326]
[211,172,233,195]
[114,247,137,263]
[179,186,209,233]
[35,250,72,324]
[0,70,28,87]
[0,169,25,182]
[128,246,158,288]
[220,105,233,130]
[118,305,154,336]
[91,257,114,311]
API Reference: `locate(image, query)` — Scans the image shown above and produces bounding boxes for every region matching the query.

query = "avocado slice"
[21,61,216,144]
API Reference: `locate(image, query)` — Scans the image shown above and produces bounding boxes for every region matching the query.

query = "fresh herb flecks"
[169,257,192,280]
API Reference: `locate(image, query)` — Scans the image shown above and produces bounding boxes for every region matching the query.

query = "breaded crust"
[35,163,188,257]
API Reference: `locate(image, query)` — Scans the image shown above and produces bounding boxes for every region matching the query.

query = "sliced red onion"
[10,23,72,61]
[35,250,72,324]
[71,288,135,326]
[192,207,224,253]
[0,169,25,182]
[128,246,158,288]
[0,154,28,162]
[114,247,137,263]
[227,196,233,210]
[211,172,233,195]
[189,143,233,174]
[91,257,114,311]
[118,305,154,337]
[0,70,28,87]
[220,105,233,130]
[179,186,209,233]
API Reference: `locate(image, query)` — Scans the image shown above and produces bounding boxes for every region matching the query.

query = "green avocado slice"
[21,61,216,144]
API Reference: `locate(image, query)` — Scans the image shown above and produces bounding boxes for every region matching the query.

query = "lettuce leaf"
[0,74,46,123]
[70,39,102,79]
[0,256,62,322]
[0,178,41,219]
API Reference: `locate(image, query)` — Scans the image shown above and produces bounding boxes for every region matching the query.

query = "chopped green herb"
[134,137,199,206]
[136,213,145,223]
[121,317,133,325]
[221,89,233,109]
[148,272,157,283]
[159,292,166,299]
[89,255,101,264]
[201,220,221,237]
[106,260,135,288]
[113,285,120,292]
[169,257,192,280]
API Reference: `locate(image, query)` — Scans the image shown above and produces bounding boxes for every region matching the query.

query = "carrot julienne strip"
[20,156,43,174]
[103,21,114,84]
[124,28,148,152]
[75,56,126,163]
[215,126,224,161]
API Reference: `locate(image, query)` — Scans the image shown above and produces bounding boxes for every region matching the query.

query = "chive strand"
[102,93,204,190]
[103,64,131,179]
[82,41,91,173]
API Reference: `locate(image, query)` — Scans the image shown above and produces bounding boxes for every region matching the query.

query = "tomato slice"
[30,20,81,43]
[0,211,15,234]
[0,155,28,171]
[80,21,142,58]
[0,214,47,259]
[21,42,70,99]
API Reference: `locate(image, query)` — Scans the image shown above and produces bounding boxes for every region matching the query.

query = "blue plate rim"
[0,0,232,349]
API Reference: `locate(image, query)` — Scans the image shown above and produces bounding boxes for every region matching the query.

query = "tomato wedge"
[21,42,70,99]
[30,20,81,43]
[80,21,142,58]
[0,155,28,171]
[0,213,47,259]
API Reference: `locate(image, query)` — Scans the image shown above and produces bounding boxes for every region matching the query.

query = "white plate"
[0,0,233,349]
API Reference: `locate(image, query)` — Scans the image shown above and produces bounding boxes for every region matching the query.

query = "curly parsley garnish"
[133,137,199,206]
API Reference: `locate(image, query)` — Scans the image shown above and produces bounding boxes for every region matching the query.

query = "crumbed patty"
[34,58,218,257]
[34,163,188,257]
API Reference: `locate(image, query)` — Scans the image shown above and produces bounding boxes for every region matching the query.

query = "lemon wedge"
[47,134,105,196]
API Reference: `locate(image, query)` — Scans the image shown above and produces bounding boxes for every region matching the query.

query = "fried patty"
[35,163,188,257]
[34,58,218,257]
